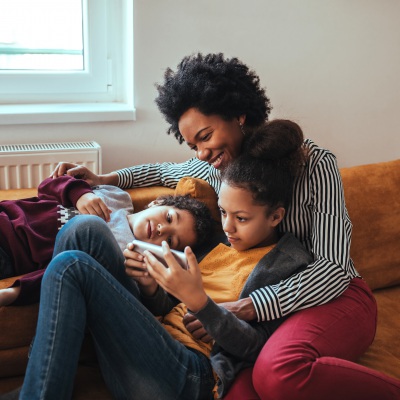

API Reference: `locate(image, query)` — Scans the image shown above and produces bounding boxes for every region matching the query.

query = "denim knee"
[43,250,87,280]
[58,215,108,240]
[54,215,114,255]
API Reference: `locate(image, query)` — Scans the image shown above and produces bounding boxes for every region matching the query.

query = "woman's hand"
[76,193,112,222]
[0,287,21,306]
[217,298,257,321]
[124,242,158,296]
[144,242,208,312]
[50,162,102,186]
[182,313,214,343]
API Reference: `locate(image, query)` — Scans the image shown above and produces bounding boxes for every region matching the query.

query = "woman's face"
[178,108,245,170]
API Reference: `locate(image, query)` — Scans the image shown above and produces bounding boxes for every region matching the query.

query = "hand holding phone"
[131,240,188,270]
[138,241,208,312]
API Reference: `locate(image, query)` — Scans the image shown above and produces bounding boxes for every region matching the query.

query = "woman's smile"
[178,108,245,170]
[209,152,224,169]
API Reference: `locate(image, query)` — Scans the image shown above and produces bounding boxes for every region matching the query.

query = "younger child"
[19,119,312,399]
[0,176,213,306]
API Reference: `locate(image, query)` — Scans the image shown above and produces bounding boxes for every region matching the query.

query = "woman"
[52,53,400,399]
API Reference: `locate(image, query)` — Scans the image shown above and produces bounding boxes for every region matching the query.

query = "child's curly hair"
[155,53,272,143]
[152,194,215,249]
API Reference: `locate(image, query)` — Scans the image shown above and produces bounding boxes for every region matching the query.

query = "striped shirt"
[116,139,359,322]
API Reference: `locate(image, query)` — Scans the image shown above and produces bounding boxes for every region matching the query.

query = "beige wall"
[1,0,399,172]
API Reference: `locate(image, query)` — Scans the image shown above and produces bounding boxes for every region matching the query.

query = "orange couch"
[0,159,399,398]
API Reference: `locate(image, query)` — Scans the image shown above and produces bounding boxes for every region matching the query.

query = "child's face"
[128,205,196,251]
[218,182,281,251]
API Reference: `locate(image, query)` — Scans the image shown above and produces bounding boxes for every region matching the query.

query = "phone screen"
[131,240,188,269]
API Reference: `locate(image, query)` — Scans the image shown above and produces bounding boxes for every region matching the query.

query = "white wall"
[1,0,399,172]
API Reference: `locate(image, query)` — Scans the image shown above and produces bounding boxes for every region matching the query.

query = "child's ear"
[271,207,285,227]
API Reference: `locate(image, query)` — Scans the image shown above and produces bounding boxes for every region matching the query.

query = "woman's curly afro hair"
[155,53,272,143]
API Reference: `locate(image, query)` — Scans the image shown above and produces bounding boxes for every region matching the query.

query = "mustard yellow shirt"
[161,242,276,358]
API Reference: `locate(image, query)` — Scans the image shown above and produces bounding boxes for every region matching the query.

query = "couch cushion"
[357,285,400,380]
[0,276,38,378]
[125,186,174,212]
[340,159,400,290]
[174,177,220,223]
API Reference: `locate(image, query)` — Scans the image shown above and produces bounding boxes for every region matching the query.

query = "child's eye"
[167,236,172,246]
[237,216,247,222]
[167,213,172,223]
[219,208,226,216]
[189,145,197,151]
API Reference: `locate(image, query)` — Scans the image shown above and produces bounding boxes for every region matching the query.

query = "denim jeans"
[20,216,214,400]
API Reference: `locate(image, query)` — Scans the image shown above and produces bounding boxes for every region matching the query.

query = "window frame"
[0,0,135,125]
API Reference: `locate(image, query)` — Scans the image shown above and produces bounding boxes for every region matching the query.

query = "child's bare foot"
[0,287,21,306]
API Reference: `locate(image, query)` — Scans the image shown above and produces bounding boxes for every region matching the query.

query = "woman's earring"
[239,123,245,136]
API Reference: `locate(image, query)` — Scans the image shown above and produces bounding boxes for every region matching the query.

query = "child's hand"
[76,193,112,222]
[0,287,21,306]
[144,242,208,312]
[124,242,158,295]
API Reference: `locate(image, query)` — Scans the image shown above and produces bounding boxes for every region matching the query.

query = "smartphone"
[131,240,188,270]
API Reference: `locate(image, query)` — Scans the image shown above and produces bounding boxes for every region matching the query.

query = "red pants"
[225,278,400,400]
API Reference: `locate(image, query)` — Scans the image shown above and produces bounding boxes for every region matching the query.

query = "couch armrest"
[341,159,400,290]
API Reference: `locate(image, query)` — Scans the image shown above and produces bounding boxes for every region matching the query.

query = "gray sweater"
[92,185,135,252]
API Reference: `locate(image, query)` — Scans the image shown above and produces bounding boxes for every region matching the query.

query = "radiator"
[0,141,102,189]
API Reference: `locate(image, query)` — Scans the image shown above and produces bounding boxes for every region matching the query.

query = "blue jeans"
[20,216,214,400]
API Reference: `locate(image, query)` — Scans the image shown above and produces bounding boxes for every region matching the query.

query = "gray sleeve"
[193,297,269,362]
[140,285,180,316]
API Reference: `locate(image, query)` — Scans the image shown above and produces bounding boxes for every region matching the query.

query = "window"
[0,0,84,71]
[0,0,134,124]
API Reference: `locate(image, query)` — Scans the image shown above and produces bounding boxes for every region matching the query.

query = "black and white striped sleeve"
[115,157,221,192]
[250,150,358,322]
